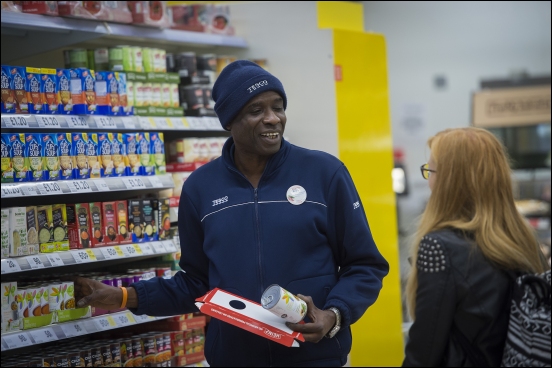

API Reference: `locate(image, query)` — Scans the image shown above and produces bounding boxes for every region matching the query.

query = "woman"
[403,127,549,367]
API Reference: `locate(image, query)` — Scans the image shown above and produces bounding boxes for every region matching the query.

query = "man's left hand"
[285,294,336,343]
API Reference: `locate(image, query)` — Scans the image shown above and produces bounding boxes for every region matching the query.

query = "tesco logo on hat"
[247,80,268,93]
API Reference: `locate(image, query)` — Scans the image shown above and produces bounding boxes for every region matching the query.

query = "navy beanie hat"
[212,60,287,130]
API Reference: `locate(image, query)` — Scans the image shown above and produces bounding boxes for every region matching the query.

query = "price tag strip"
[2,332,33,349]
[26,255,45,269]
[29,327,58,344]
[139,117,152,130]
[140,243,154,255]
[1,258,22,274]
[36,115,61,128]
[148,176,164,188]
[121,117,136,129]
[162,240,177,253]
[37,182,64,195]
[170,117,189,130]
[0,185,23,198]
[153,117,172,130]
[94,116,117,129]
[20,184,39,196]
[93,179,109,192]
[46,254,64,267]
[67,180,93,193]
[114,313,133,327]
[67,116,89,128]
[112,246,125,258]
[151,241,166,254]
[72,249,94,264]
[122,177,146,190]
[94,316,117,331]
[61,322,87,338]
[3,115,30,128]
[100,247,120,260]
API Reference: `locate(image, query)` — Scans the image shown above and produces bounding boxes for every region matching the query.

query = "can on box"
[261,284,307,323]
[1,65,16,113]
[40,68,58,114]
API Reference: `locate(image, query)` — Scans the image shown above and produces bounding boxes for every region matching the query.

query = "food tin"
[261,284,307,323]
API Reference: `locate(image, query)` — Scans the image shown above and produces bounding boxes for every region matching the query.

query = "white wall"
[363,1,552,240]
[228,1,338,156]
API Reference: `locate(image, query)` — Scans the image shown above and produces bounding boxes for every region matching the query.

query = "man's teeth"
[261,133,278,138]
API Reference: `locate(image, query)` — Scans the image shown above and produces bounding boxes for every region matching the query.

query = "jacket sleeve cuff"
[127,281,149,316]
[324,299,352,329]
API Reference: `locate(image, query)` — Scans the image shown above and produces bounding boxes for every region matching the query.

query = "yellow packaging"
[37,205,54,253]
[52,204,69,251]
[26,206,39,255]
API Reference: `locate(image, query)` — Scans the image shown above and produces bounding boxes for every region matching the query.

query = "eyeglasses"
[420,163,436,180]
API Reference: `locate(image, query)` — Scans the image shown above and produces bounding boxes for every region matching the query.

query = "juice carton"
[41,133,60,181]
[56,69,73,114]
[89,202,105,247]
[1,65,16,113]
[110,132,127,177]
[102,202,118,245]
[26,206,39,255]
[9,207,28,257]
[97,132,113,177]
[37,205,54,253]
[25,133,43,182]
[150,132,166,175]
[26,67,44,114]
[72,132,89,179]
[70,68,96,114]
[11,66,29,113]
[75,203,91,248]
[86,133,101,179]
[137,132,154,176]
[117,72,133,115]
[40,68,58,114]
[116,200,131,244]
[124,133,141,176]
[52,204,69,251]
[57,132,73,180]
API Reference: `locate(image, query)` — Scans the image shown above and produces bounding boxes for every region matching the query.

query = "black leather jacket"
[403,229,511,367]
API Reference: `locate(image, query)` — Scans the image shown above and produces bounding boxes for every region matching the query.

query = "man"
[72,60,389,367]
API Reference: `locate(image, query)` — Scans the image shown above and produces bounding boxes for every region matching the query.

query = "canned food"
[80,348,92,368]
[66,350,82,367]
[90,345,103,367]
[154,333,165,364]
[53,353,69,368]
[110,341,122,366]
[100,343,113,366]
[131,338,143,367]
[261,284,307,323]
[119,338,133,367]
[141,334,157,366]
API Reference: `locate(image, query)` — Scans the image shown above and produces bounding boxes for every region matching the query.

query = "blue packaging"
[110,133,127,177]
[137,132,154,176]
[41,68,58,114]
[12,66,29,114]
[86,133,101,179]
[1,65,16,113]
[97,132,113,177]
[26,67,44,114]
[70,68,96,115]
[57,133,73,180]
[42,133,59,181]
[56,69,73,114]
[72,132,89,179]
[124,133,140,176]
[117,72,133,115]
[25,133,43,182]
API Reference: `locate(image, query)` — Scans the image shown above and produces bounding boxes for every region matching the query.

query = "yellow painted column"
[318,2,404,366]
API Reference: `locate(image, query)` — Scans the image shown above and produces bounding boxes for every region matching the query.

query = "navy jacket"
[130,138,389,367]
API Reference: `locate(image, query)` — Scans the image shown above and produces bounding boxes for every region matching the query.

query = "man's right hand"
[70,276,124,310]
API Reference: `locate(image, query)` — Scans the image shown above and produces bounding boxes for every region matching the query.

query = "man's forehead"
[246,92,283,107]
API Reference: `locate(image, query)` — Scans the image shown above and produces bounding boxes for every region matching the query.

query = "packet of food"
[56,69,73,114]
[72,132,89,179]
[37,205,54,253]
[9,207,28,257]
[57,133,73,180]
[89,202,105,247]
[26,206,39,255]
[25,133,43,182]
[41,133,60,181]
[52,204,69,251]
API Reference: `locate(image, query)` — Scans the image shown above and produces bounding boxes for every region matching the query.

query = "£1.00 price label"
[94,116,117,129]
[3,115,29,128]
[26,255,45,269]
[61,323,86,337]
[67,180,92,193]
[122,177,146,190]
[29,328,58,344]
[3,332,32,349]
[1,259,22,274]
[67,116,89,128]
[37,115,61,128]
[0,185,22,198]
[162,240,177,253]
[38,182,63,195]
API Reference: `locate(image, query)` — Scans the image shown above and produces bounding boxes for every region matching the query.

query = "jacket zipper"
[254,188,264,295]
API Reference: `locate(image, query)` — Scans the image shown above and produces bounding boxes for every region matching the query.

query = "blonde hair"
[406,127,549,319]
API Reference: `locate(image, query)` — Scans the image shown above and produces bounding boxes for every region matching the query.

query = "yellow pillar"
[318,2,404,366]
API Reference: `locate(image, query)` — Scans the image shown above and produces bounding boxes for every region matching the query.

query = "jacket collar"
[222,136,291,180]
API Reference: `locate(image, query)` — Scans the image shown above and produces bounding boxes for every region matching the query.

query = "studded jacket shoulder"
[403,229,511,367]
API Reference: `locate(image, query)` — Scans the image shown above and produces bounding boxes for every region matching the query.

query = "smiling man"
[70,60,389,367]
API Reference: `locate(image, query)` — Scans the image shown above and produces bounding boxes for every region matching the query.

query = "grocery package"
[171,4,235,35]
[1,65,16,113]
[22,1,58,15]
[69,68,96,115]
[128,1,172,28]
[58,1,132,23]
[1,133,28,183]
[1,1,22,12]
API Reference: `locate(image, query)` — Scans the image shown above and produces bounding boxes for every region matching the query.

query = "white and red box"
[195,288,305,348]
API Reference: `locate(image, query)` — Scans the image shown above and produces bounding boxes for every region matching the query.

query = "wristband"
[119,287,128,309]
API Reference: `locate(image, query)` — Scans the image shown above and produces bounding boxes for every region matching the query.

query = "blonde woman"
[402,127,549,367]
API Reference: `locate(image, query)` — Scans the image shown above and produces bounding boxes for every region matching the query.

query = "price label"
[153,117,171,130]
[3,332,32,349]
[115,314,132,327]
[72,250,92,263]
[151,241,166,254]
[132,244,143,255]
[3,115,29,128]
[67,180,92,193]
[1,259,22,274]
[148,176,164,188]
[29,328,58,344]
[135,314,151,322]
[170,117,188,130]
[106,316,117,327]
[206,117,221,130]
[121,117,136,129]
[94,316,116,330]
[112,246,125,257]
[125,312,137,324]
[46,254,64,267]
[139,117,152,130]
[21,185,38,196]
[94,116,117,129]
[186,117,204,130]
[85,249,97,261]
[67,116,89,128]
[162,240,177,253]
[37,115,61,128]
[61,322,87,337]
[140,243,154,255]
[100,247,118,260]
[122,177,146,190]
[120,245,134,257]
[26,255,45,269]
[0,185,22,198]
[93,179,109,191]
[38,182,63,195]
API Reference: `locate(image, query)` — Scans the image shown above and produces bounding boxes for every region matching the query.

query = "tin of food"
[261,284,307,323]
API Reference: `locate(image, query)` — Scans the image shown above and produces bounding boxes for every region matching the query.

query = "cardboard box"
[117,72,133,115]
[57,132,73,180]
[150,132,166,175]
[102,202,118,245]
[40,68,58,114]
[25,206,39,255]
[52,204,69,251]
[2,133,27,183]
[10,66,29,113]
[22,1,59,15]
[86,133,101,179]
[25,133,43,181]
[115,200,131,244]
[56,69,73,114]
[26,67,44,114]
[195,288,305,347]
[36,205,54,253]
[66,203,80,249]
[1,209,9,258]
[137,132,154,176]
[41,133,60,181]
[124,133,141,176]
[128,199,156,242]
[74,203,91,248]
[95,71,120,115]
[89,202,105,247]
[128,1,171,28]
[1,65,16,113]
[69,68,96,115]
[97,132,114,177]
[72,132,89,179]
[9,207,28,257]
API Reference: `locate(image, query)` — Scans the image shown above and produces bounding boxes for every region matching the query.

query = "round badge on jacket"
[287,185,307,205]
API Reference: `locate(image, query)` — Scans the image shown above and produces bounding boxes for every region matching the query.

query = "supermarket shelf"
[1,114,225,131]
[1,174,174,199]
[0,310,176,352]
[1,240,179,275]
[1,12,247,62]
